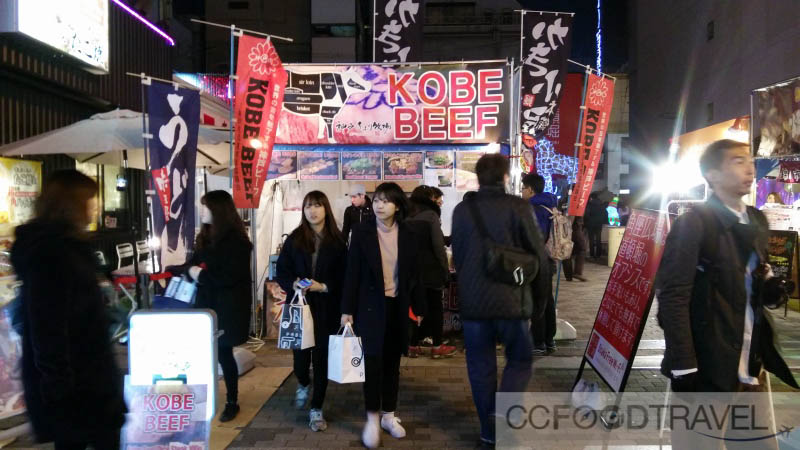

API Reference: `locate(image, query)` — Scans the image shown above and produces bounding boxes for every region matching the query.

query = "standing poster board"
[767,230,797,286]
[575,209,670,392]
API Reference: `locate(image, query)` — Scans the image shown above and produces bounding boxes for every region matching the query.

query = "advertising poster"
[122,383,209,450]
[267,151,297,180]
[584,209,669,392]
[766,230,797,282]
[754,78,800,157]
[0,277,25,420]
[383,152,423,180]
[424,151,455,187]
[762,205,796,231]
[341,152,381,180]
[0,158,41,237]
[455,152,484,191]
[374,0,423,62]
[298,152,340,180]
[276,62,509,145]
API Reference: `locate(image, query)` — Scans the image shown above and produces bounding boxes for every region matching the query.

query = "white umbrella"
[0,109,233,170]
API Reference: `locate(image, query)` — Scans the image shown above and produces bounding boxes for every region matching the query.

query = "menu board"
[267,151,297,180]
[0,158,42,237]
[424,151,455,187]
[767,230,797,282]
[584,209,670,392]
[297,152,340,180]
[455,152,483,191]
[383,152,423,180]
[341,151,381,180]
[122,383,209,449]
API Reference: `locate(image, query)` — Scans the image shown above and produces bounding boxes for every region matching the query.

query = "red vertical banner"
[568,74,614,216]
[233,35,288,209]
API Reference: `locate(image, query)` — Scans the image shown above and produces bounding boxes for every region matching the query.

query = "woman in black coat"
[341,182,425,449]
[11,170,126,449]
[177,190,252,423]
[276,190,346,432]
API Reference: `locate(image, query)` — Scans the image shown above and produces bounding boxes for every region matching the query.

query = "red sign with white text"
[568,74,614,216]
[584,209,669,392]
[233,35,288,209]
[151,168,170,221]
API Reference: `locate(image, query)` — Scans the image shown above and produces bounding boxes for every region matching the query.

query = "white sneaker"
[380,412,406,439]
[362,416,381,448]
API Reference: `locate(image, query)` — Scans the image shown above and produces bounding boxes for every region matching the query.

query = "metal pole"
[282,59,508,68]
[250,208,258,336]
[229,25,235,188]
[372,0,377,62]
[190,18,294,42]
[126,72,202,89]
[508,58,514,153]
[566,59,617,80]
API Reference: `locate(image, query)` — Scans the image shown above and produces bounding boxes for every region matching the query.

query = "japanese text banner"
[233,35,288,209]
[568,74,614,216]
[520,11,573,150]
[374,0,423,62]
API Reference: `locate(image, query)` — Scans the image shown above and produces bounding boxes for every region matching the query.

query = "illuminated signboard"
[1,0,109,72]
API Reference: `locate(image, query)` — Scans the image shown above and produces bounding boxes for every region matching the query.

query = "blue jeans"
[463,319,533,442]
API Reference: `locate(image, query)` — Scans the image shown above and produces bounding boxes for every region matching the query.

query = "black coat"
[342,201,375,243]
[656,195,798,391]
[275,232,347,339]
[408,197,448,289]
[184,231,253,347]
[11,220,126,443]
[451,186,550,320]
[341,219,425,356]
[585,199,608,229]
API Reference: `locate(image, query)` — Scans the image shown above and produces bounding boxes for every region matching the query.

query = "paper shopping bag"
[327,324,365,384]
[277,290,315,350]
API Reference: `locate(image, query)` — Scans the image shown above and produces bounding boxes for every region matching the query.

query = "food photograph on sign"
[341,151,381,180]
[383,152,423,180]
[267,151,297,180]
[455,152,484,191]
[425,150,455,187]
[298,152,340,180]
[276,63,509,145]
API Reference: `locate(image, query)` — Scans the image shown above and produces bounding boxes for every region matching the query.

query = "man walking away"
[452,155,549,446]
[584,193,608,260]
[656,139,798,449]
[559,190,587,282]
[342,184,374,244]
[521,173,558,355]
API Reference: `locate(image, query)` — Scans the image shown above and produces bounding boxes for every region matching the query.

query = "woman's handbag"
[327,323,365,384]
[277,289,315,350]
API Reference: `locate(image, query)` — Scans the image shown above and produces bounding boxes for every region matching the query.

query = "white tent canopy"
[0,109,232,170]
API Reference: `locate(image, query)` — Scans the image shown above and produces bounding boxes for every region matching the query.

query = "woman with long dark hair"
[341,182,425,448]
[171,190,252,422]
[276,191,346,431]
[11,170,126,449]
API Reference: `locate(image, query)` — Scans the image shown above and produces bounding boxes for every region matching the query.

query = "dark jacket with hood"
[275,230,347,338]
[407,196,448,289]
[173,230,253,347]
[529,192,558,242]
[11,219,126,443]
[341,218,425,356]
[342,197,375,243]
[585,198,609,229]
[656,195,799,391]
[451,186,550,320]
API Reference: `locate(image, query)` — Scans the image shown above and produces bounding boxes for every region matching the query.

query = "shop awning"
[0,109,232,170]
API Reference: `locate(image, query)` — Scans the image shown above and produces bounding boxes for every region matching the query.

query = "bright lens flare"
[250,138,263,149]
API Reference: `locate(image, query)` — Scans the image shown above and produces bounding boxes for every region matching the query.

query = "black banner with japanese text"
[374,0,424,62]
[520,11,573,150]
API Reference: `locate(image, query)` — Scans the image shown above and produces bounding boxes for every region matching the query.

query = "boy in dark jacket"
[342,184,374,244]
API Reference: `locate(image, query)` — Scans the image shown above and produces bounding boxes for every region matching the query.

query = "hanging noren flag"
[233,35,288,209]
[373,0,424,62]
[568,74,615,217]
[519,11,574,151]
[147,83,200,269]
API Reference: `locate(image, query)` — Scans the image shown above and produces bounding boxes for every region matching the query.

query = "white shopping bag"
[277,290,315,350]
[328,323,365,384]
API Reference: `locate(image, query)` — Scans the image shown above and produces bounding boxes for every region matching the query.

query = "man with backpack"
[656,139,798,448]
[452,155,549,446]
[521,173,559,355]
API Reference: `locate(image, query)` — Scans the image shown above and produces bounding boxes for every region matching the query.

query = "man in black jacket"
[452,154,549,446]
[342,184,374,244]
[656,140,797,446]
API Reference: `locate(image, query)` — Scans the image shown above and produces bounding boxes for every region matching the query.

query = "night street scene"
[1,0,800,449]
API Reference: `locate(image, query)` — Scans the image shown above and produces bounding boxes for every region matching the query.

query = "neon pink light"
[111,0,175,46]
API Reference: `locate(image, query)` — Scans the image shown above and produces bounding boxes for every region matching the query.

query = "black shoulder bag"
[466,198,539,286]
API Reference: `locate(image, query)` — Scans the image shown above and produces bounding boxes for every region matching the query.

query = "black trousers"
[54,429,120,450]
[562,250,585,279]
[411,288,444,346]
[532,259,557,346]
[364,297,402,413]
[293,339,329,409]
[218,343,238,404]
[587,226,602,258]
